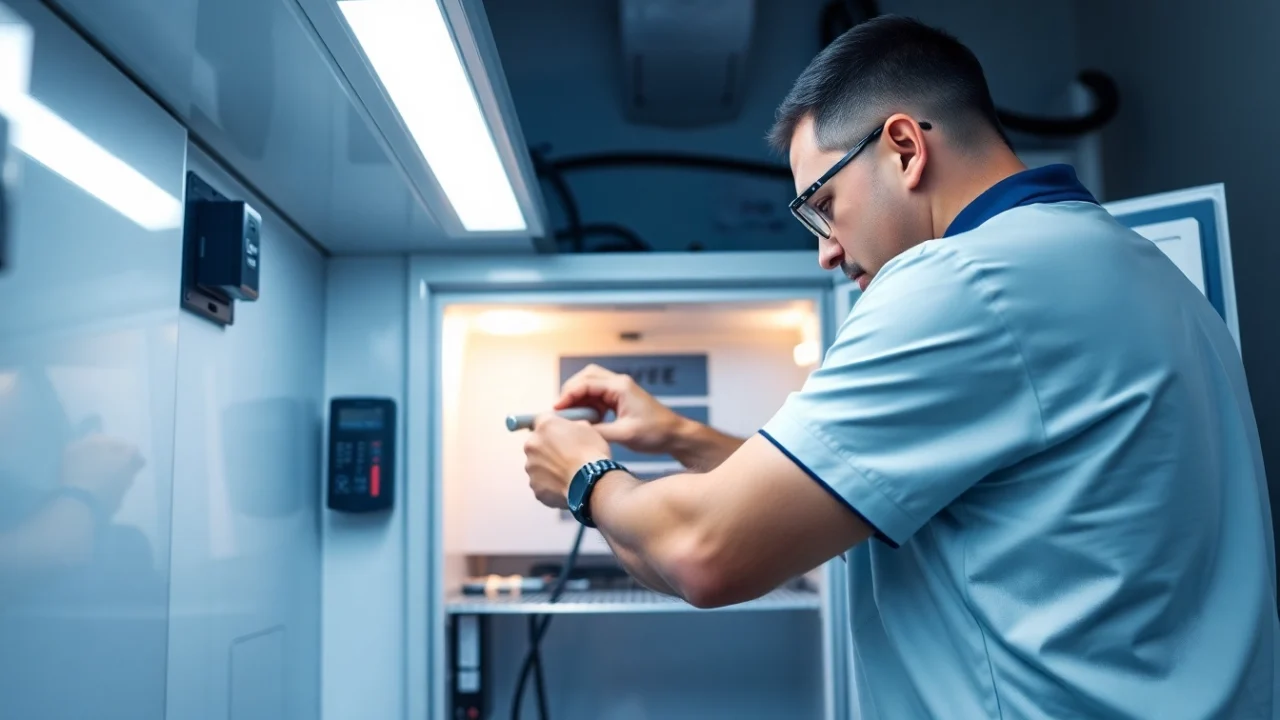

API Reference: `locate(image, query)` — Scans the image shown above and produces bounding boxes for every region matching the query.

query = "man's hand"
[558,364,746,471]
[523,414,612,510]
[556,364,685,455]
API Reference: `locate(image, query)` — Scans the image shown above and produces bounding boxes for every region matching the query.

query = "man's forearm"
[600,535,679,596]
[590,469,707,603]
[667,418,746,471]
[592,418,745,596]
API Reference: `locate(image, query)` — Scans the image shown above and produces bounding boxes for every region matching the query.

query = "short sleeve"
[760,249,1045,547]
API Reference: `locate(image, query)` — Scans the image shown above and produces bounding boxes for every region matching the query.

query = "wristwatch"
[567,459,627,528]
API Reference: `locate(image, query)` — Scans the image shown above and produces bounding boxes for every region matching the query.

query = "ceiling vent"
[618,0,756,128]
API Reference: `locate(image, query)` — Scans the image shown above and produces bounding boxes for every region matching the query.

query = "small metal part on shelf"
[461,575,591,596]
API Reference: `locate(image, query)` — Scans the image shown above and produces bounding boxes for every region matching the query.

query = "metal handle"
[505,407,602,432]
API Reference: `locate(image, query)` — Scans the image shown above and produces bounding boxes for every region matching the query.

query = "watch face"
[567,467,589,511]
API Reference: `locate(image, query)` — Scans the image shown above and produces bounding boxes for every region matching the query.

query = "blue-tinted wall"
[0,2,325,718]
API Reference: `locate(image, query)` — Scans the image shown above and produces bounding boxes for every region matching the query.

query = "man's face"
[788,116,922,291]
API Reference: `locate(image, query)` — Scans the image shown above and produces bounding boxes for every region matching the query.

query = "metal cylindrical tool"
[505,407,602,432]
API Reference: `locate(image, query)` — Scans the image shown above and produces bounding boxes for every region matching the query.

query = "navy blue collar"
[944,164,1098,237]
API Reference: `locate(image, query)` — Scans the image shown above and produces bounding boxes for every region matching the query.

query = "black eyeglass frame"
[787,120,933,239]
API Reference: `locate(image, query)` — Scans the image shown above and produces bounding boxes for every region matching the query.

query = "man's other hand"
[556,364,686,455]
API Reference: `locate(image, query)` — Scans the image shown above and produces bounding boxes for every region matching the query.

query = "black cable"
[997,70,1120,138]
[534,150,656,253]
[529,616,550,720]
[551,152,792,180]
[510,523,587,720]
[541,155,793,255]
[532,148,586,253]
[555,222,652,252]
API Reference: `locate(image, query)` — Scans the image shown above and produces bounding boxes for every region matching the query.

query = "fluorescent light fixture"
[474,309,541,336]
[338,0,528,233]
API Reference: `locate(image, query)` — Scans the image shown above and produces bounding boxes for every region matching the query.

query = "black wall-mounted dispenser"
[181,172,261,326]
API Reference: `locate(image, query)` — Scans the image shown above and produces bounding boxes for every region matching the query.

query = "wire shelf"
[444,586,820,615]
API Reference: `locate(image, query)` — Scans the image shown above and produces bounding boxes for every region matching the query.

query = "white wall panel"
[166,144,326,720]
[322,256,409,720]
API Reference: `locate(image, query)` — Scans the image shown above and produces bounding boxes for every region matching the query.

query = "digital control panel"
[327,397,396,513]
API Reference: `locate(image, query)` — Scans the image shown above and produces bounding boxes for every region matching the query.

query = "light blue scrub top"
[761,165,1280,719]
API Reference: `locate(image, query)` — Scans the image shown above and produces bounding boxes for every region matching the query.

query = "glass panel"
[0,2,185,717]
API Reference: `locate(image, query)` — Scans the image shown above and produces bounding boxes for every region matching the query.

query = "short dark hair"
[768,15,1010,155]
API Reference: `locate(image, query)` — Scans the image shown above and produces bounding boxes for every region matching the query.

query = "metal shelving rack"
[445,587,821,615]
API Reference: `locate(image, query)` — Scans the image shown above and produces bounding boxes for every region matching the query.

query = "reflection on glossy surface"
[43,0,486,252]
[0,10,31,99]
[162,147,324,720]
[0,1,184,717]
[1,93,183,230]
[0,322,178,720]
[3,0,180,231]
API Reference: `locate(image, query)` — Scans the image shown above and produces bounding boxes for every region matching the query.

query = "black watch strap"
[568,459,626,528]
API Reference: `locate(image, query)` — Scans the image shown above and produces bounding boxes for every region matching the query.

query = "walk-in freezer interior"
[436,295,829,719]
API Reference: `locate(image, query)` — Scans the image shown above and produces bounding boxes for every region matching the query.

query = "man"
[522,14,1279,720]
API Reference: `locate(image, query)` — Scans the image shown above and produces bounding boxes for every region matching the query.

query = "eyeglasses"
[788,120,932,239]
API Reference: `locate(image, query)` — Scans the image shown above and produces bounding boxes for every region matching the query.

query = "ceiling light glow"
[338,0,528,233]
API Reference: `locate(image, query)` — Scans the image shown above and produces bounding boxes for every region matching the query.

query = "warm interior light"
[770,309,807,329]
[474,309,541,336]
[793,340,820,368]
[338,0,527,233]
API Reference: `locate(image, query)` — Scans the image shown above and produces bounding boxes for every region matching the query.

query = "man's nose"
[818,237,843,271]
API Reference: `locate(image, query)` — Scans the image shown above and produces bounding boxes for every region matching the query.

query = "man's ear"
[882,113,928,190]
